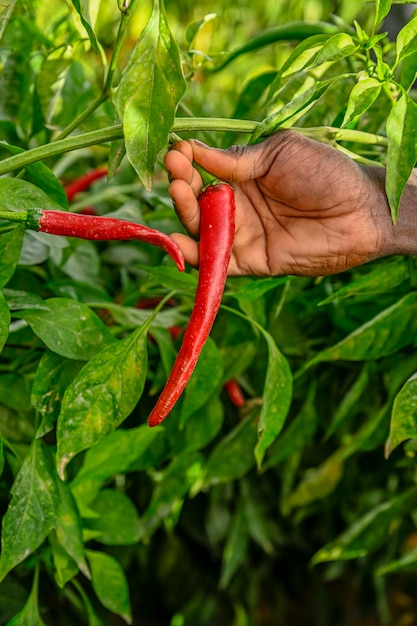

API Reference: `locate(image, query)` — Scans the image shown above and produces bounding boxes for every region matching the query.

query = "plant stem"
[0,119,388,177]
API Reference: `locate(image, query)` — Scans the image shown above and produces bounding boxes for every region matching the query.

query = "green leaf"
[374,0,392,28]
[228,276,288,301]
[203,410,259,487]
[386,92,417,222]
[251,79,331,141]
[70,0,99,53]
[55,478,89,579]
[219,499,249,589]
[307,292,417,367]
[319,258,409,305]
[255,327,293,469]
[326,363,371,438]
[285,449,345,512]
[0,440,60,582]
[141,452,204,537]
[49,532,79,590]
[377,546,417,576]
[56,326,148,478]
[19,298,115,360]
[278,34,330,79]
[386,373,417,456]
[0,290,10,355]
[139,265,198,291]
[0,177,59,213]
[0,143,68,209]
[0,0,18,42]
[342,77,382,127]
[396,13,417,64]
[180,337,223,428]
[263,382,317,469]
[72,424,161,485]
[31,351,84,438]
[6,567,46,626]
[113,0,186,190]
[170,394,224,455]
[86,550,132,624]
[87,490,141,545]
[0,373,31,411]
[307,32,358,69]
[0,225,24,289]
[312,487,417,564]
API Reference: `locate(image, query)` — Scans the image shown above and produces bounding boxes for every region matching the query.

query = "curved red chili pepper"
[64,166,108,202]
[148,182,235,427]
[26,208,185,272]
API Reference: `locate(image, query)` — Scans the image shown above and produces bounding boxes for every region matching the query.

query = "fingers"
[169,179,200,237]
[170,233,200,267]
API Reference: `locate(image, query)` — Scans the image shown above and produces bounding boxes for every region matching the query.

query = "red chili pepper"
[64,166,108,202]
[148,182,235,427]
[224,379,245,407]
[25,208,185,272]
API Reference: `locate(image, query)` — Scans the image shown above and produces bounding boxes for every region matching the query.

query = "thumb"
[190,138,273,183]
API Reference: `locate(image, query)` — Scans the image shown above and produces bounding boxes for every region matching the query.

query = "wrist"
[364,165,417,259]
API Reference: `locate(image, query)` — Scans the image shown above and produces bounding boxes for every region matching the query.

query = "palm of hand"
[166,132,385,277]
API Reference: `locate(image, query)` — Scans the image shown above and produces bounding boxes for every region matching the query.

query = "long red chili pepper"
[148,181,235,427]
[24,208,185,272]
[64,166,108,201]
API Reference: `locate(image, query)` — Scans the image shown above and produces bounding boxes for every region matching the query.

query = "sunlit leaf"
[70,0,99,53]
[386,92,417,222]
[56,326,148,478]
[342,77,382,127]
[0,0,18,43]
[113,0,186,190]
[396,13,417,64]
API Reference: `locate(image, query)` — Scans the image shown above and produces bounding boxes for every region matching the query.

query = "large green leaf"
[72,424,161,485]
[86,550,132,624]
[20,298,115,361]
[374,0,392,29]
[56,326,148,478]
[396,13,417,64]
[0,440,60,581]
[113,0,186,190]
[386,92,417,222]
[342,77,382,127]
[55,478,89,579]
[307,292,417,367]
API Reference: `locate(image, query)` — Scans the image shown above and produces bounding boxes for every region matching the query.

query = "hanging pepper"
[64,166,108,201]
[148,180,235,427]
[2,208,185,272]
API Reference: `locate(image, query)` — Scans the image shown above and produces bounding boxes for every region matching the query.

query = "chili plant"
[0,0,417,624]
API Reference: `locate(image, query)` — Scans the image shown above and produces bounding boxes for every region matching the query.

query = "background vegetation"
[0,0,417,624]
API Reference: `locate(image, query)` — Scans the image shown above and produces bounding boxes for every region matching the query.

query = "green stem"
[53,93,108,142]
[0,209,27,223]
[0,119,388,177]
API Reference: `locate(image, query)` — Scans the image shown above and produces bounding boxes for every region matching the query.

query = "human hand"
[165,130,399,277]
